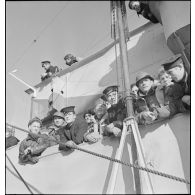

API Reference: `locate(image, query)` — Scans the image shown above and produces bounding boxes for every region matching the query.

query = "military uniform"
[162,54,191,109]
[101,86,127,136]
[58,106,88,150]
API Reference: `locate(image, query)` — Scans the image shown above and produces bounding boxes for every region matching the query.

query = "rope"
[6,153,34,194]
[7,122,190,185]
[70,145,190,185]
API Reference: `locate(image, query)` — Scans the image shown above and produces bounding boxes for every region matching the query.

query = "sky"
[6,1,148,129]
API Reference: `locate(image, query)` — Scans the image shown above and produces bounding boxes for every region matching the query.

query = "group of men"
[41,54,79,81]
[130,54,190,125]
[18,53,190,165]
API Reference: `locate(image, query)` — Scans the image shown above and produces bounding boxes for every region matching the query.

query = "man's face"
[42,63,50,71]
[107,91,118,105]
[54,116,64,127]
[159,73,172,87]
[64,112,76,124]
[84,114,93,124]
[94,104,107,119]
[65,58,72,65]
[131,85,138,96]
[167,65,185,82]
[130,1,141,12]
[29,121,41,134]
[138,78,153,93]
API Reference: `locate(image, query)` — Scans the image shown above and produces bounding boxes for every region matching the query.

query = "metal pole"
[116,1,142,194]
[107,123,128,194]
[117,1,153,194]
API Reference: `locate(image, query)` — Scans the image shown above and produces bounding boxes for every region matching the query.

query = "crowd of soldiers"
[17,53,190,165]
[41,54,80,81]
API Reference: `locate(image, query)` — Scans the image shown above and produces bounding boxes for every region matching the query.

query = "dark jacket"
[41,66,59,81]
[155,82,186,116]
[138,3,159,24]
[46,124,62,146]
[58,117,88,150]
[178,72,191,95]
[19,133,49,164]
[134,86,163,125]
[105,98,127,130]
[6,136,20,149]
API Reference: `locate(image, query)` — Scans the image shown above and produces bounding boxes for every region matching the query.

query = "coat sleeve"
[19,140,29,163]
[30,143,48,155]
[112,100,127,130]
[58,128,69,150]
[73,120,88,144]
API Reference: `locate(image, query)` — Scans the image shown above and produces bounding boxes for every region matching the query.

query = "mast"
[107,1,154,194]
[116,2,141,193]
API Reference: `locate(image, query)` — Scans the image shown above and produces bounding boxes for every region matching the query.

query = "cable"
[7,2,70,72]
[6,153,34,194]
[7,122,190,185]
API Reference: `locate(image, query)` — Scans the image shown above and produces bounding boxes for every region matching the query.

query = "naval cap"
[161,54,183,71]
[136,72,154,87]
[103,85,118,96]
[60,106,75,114]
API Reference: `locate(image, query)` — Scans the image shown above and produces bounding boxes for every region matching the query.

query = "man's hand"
[24,147,32,155]
[112,127,122,137]
[142,111,156,124]
[85,132,100,143]
[30,157,39,164]
[182,95,190,106]
[65,140,77,148]
[41,73,47,77]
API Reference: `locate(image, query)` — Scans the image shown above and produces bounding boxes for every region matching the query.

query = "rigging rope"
[6,153,34,194]
[6,122,190,185]
[7,2,70,72]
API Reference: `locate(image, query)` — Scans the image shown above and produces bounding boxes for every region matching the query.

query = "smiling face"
[131,85,139,96]
[64,112,76,124]
[84,114,93,124]
[29,121,41,134]
[138,77,153,93]
[107,91,118,105]
[54,116,64,127]
[167,65,185,82]
[159,72,173,87]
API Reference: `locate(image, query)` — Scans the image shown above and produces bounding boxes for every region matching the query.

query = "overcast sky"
[6,1,148,128]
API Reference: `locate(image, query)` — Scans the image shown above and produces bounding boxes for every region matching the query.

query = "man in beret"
[41,60,59,81]
[46,111,66,146]
[19,117,49,164]
[134,72,170,125]
[102,85,127,137]
[58,106,88,150]
[162,54,190,107]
